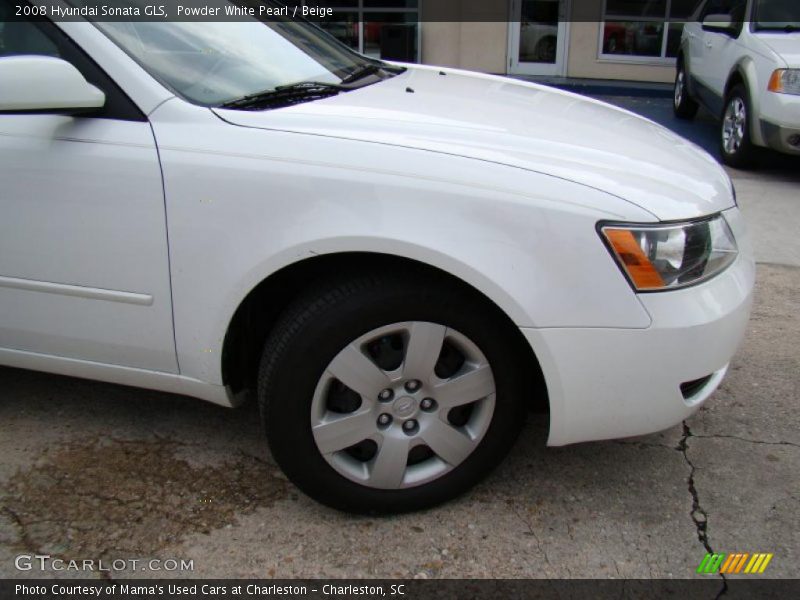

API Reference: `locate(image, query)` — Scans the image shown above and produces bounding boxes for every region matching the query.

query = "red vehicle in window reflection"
[603,22,627,53]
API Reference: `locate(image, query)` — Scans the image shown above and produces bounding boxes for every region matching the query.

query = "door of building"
[508,0,569,76]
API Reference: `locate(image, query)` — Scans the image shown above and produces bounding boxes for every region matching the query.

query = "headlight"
[600,215,738,292]
[768,69,800,96]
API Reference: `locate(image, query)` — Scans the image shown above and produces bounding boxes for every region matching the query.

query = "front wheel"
[720,84,757,169]
[257,271,532,513]
[673,65,698,119]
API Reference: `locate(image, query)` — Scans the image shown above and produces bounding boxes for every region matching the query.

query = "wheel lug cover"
[402,419,417,432]
[405,380,421,392]
[420,398,436,411]
[378,413,392,426]
[379,388,394,401]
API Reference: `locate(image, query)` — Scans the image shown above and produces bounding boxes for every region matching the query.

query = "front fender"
[150,99,653,385]
[728,58,764,145]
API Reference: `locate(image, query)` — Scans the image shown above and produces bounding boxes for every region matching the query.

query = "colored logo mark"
[697,553,773,574]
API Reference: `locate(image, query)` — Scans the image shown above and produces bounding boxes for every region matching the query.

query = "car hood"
[213,66,734,221]
[757,33,800,66]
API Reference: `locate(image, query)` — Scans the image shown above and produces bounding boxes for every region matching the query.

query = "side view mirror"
[0,55,105,114]
[702,14,738,36]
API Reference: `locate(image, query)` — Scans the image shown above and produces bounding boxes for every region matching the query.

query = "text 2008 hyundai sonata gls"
[0,7,754,513]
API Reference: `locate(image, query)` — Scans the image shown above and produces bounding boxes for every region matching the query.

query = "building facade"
[317,1,708,83]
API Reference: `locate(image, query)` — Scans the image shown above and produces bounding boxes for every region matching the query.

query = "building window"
[296,1,420,63]
[600,0,704,62]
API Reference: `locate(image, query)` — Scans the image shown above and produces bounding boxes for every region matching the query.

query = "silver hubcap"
[722,97,746,155]
[310,322,496,490]
[675,71,684,108]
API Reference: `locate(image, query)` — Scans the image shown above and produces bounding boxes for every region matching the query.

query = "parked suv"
[674,0,800,167]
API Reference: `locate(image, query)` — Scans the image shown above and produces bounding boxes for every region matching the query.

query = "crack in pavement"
[510,505,554,572]
[691,434,800,449]
[612,421,796,595]
[677,422,728,600]
[2,505,42,556]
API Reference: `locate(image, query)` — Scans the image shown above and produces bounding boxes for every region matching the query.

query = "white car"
[674,0,800,167]
[0,6,754,513]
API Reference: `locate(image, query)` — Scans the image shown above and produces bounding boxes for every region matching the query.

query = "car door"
[695,0,748,103]
[705,1,748,97]
[0,16,178,373]
[683,1,708,82]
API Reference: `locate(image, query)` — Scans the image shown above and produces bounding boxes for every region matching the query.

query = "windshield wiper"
[219,81,343,110]
[340,63,383,85]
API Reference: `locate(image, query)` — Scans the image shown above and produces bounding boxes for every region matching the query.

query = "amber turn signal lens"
[768,70,784,93]
[603,229,665,290]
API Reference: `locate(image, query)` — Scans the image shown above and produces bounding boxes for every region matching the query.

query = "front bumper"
[523,207,755,446]
[760,119,800,155]
[758,91,800,154]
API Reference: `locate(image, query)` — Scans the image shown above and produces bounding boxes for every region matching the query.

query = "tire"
[257,270,532,514]
[720,84,757,169]
[673,64,699,120]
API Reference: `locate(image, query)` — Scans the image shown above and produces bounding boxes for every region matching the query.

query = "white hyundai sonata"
[0,6,754,513]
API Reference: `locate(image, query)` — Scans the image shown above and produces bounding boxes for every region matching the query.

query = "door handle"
[705,41,713,48]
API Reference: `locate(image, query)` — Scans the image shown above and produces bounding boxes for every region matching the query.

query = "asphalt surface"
[1,96,798,584]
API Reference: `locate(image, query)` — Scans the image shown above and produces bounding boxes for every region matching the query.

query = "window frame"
[597,0,688,65]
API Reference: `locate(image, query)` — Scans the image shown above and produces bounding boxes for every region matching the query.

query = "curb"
[509,76,674,98]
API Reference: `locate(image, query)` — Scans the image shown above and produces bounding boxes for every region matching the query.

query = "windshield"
[90,1,380,106]
[753,0,800,31]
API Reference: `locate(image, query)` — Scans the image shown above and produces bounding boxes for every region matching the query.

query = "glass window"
[600,0,707,60]
[669,0,705,19]
[519,0,560,64]
[752,0,800,29]
[364,0,418,7]
[665,21,684,57]
[0,1,60,58]
[316,13,360,51]
[755,0,800,29]
[96,18,375,106]
[605,1,668,18]
[602,21,664,56]
[363,12,418,62]
[298,1,419,61]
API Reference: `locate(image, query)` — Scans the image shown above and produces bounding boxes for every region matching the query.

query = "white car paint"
[681,0,800,153]
[0,21,753,448]
[0,55,104,111]
[215,64,735,221]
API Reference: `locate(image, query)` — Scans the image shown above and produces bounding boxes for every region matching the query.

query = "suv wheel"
[720,84,757,168]
[674,65,699,119]
[257,270,532,513]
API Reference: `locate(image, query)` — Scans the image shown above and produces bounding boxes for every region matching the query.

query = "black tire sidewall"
[259,277,529,514]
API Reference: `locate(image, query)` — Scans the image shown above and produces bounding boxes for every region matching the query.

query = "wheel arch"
[724,59,764,145]
[220,251,548,412]
[724,66,747,98]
